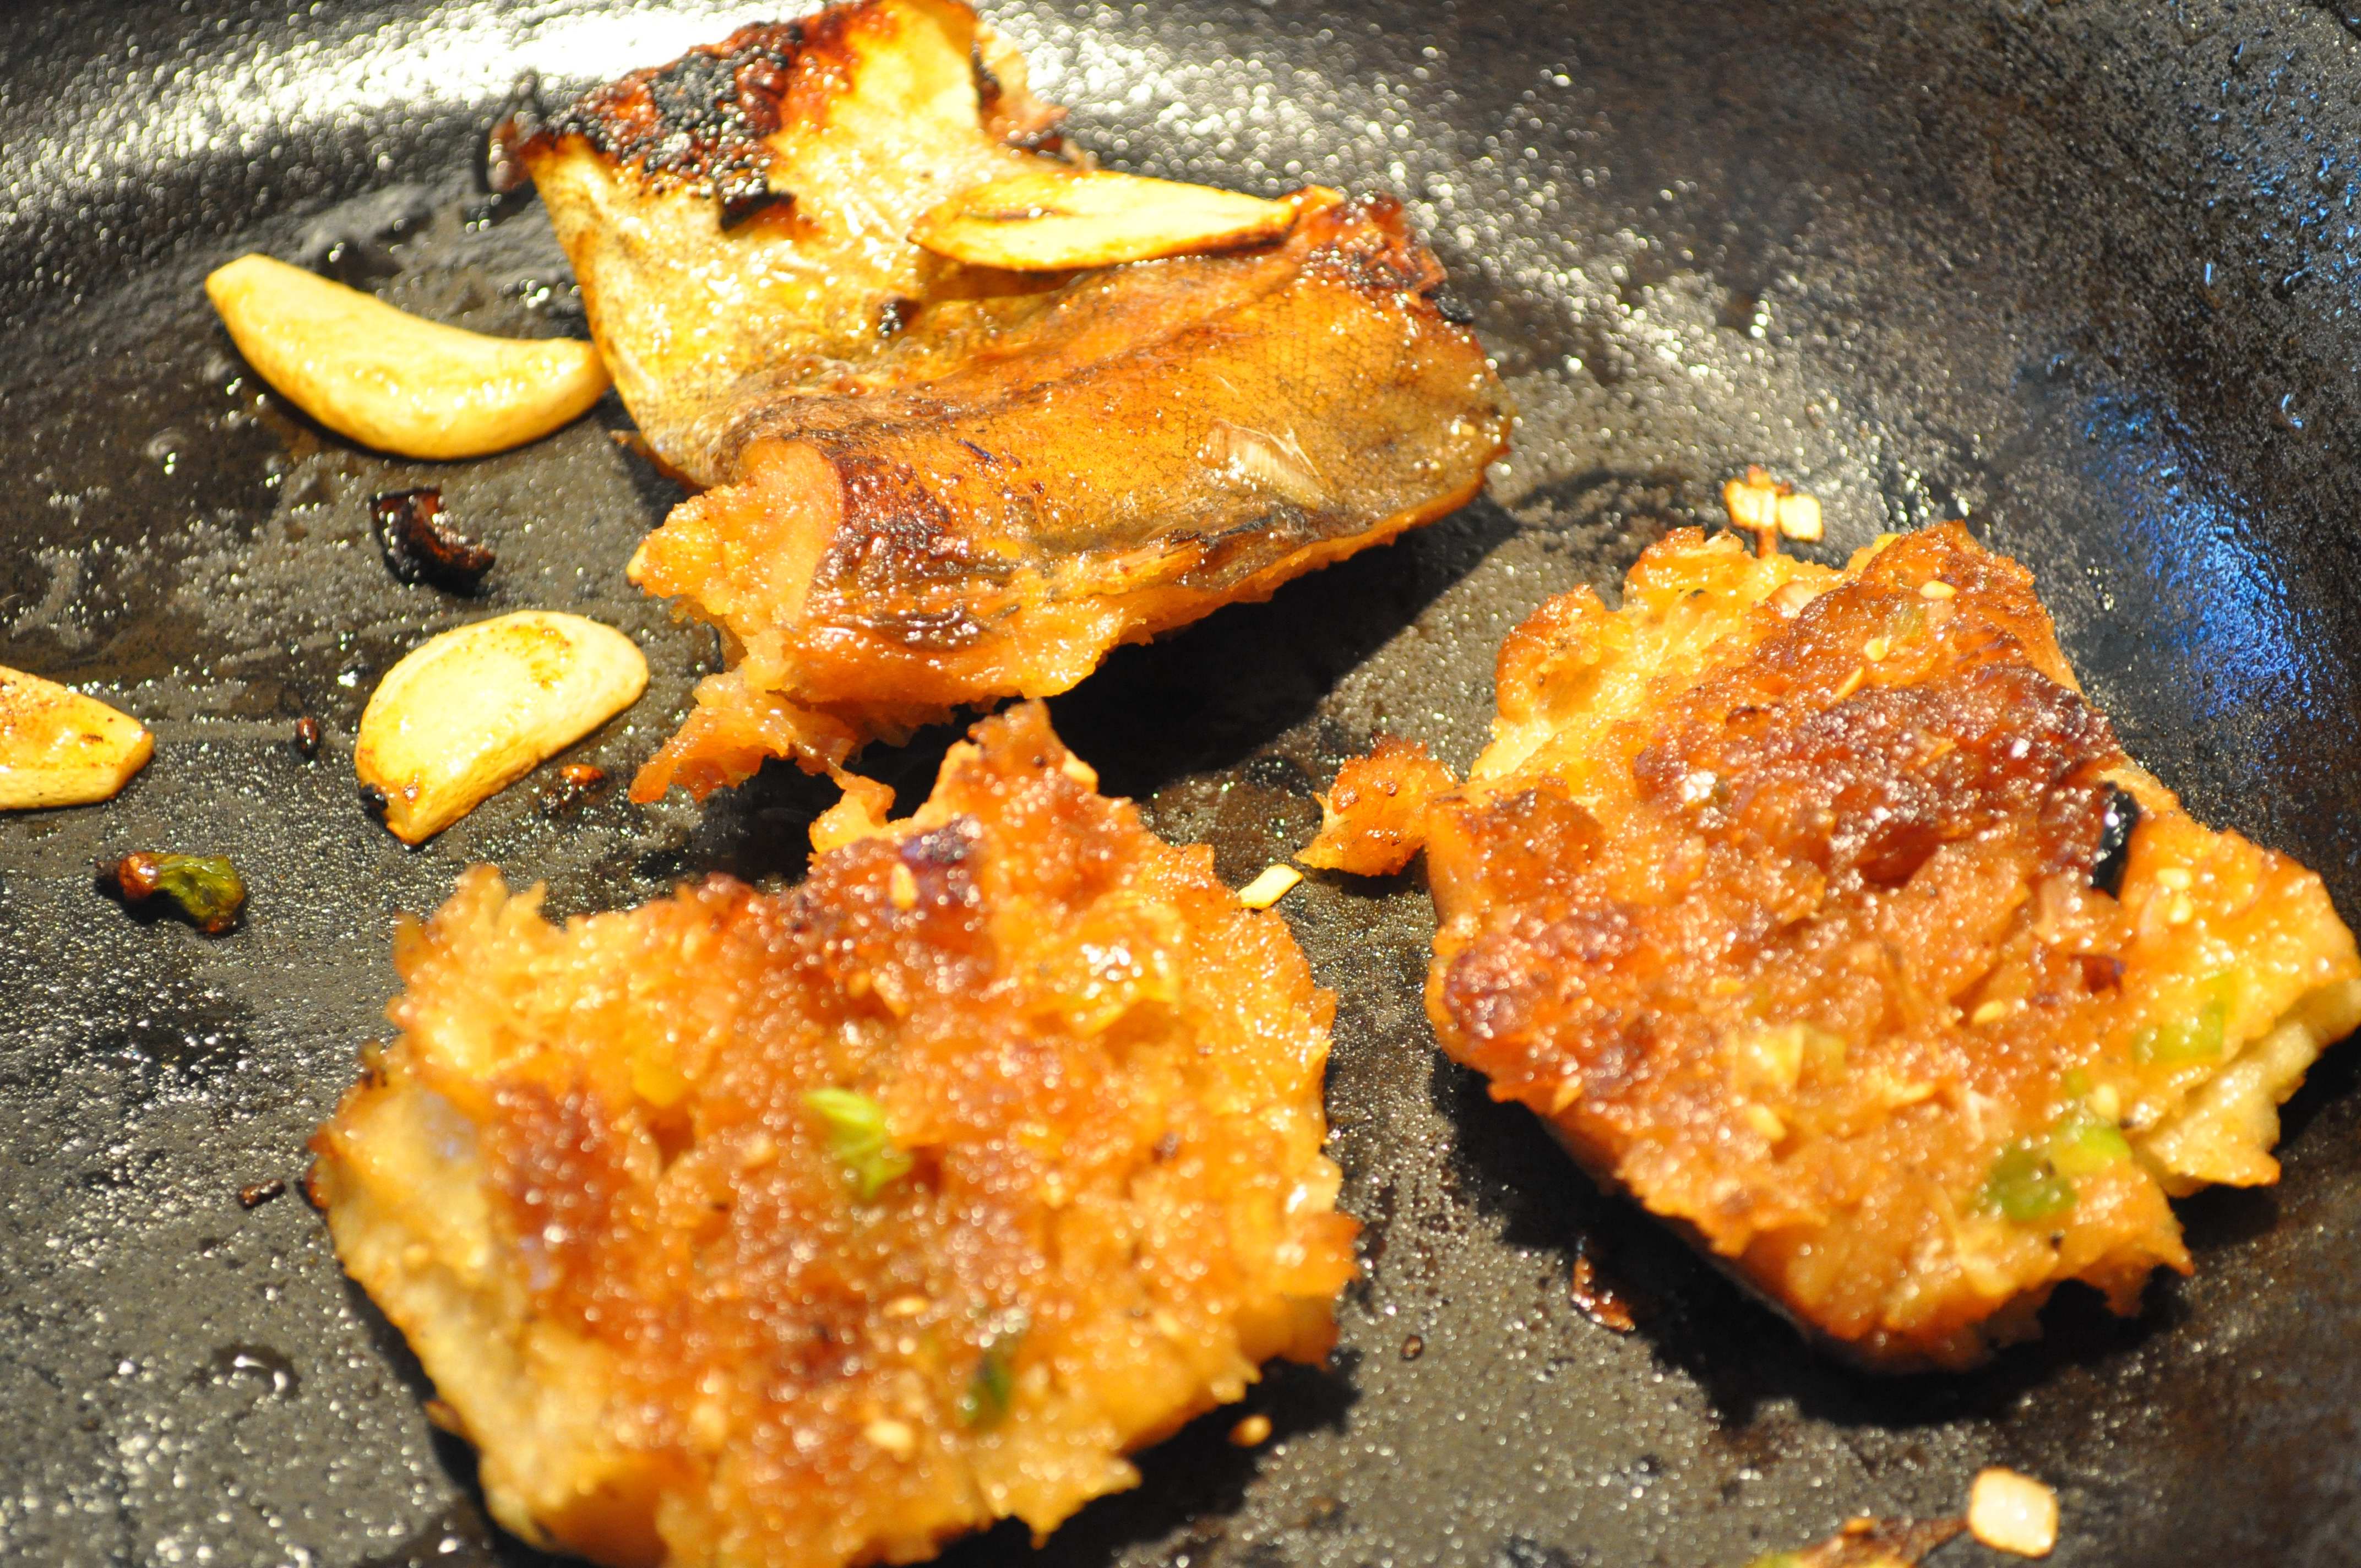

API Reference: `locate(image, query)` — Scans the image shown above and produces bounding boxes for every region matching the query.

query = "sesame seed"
[2154,867,2193,891]
[1863,635,1891,662]
[888,863,920,910]
[1919,580,1957,600]
[1971,999,2010,1026]
[1229,1413,1273,1447]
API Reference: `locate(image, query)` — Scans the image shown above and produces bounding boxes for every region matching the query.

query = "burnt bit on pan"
[1567,1236,1637,1332]
[291,716,322,760]
[538,763,609,816]
[371,488,494,590]
[237,1178,287,1210]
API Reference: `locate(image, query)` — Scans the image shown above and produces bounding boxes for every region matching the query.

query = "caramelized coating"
[1422,525,2361,1369]
[310,704,1356,1568]
[1300,736,1456,876]
[520,0,1510,793]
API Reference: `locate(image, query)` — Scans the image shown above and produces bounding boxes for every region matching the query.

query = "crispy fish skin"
[519,0,1510,794]
[310,703,1358,1568]
[1419,524,2361,1370]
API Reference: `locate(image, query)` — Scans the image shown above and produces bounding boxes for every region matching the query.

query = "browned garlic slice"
[911,169,1303,270]
[204,254,609,460]
[0,666,154,810]
[355,612,647,843]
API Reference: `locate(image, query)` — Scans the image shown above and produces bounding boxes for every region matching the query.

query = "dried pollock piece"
[0,666,153,810]
[355,612,647,843]
[204,254,608,460]
[912,169,1304,271]
[371,489,496,590]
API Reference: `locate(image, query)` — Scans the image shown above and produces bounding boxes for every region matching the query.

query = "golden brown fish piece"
[1324,524,2361,1369]
[518,0,1510,796]
[310,702,1357,1568]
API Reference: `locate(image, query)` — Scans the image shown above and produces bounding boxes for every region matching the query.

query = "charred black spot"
[371,488,494,591]
[529,15,857,217]
[2090,783,2141,897]
[1427,289,1477,325]
[358,783,390,820]
[877,297,918,339]
[970,42,1004,114]
[483,72,543,195]
[719,170,790,228]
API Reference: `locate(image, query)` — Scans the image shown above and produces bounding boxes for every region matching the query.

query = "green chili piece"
[2133,997,2227,1065]
[1983,1141,2075,1222]
[1744,1554,1808,1568]
[959,1330,1023,1429]
[106,852,246,934]
[802,1087,913,1199]
[2047,1107,2132,1178]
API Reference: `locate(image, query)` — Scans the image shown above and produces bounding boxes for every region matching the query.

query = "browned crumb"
[1567,1239,1636,1333]
[1298,737,1457,876]
[236,1178,287,1210]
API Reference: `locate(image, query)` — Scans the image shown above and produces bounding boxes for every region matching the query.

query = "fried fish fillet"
[310,703,1358,1568]
[517,0,1510,796]
[1325,523,2360,1369]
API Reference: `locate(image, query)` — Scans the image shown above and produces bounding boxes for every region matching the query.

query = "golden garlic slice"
[205,254,610,460]
[355,612,647,843]
[0,665,154,810]
[910,169,1302,270]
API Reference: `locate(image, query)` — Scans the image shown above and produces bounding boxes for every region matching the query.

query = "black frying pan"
[7,2,2361,1564]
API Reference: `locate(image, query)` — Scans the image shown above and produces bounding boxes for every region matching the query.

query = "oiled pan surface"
[6,2,2361,1564]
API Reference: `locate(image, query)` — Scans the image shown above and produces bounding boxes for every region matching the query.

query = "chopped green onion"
[1744,1554,1808,1568]
[2047,1107,2133,1178]
[1983,1141,2076,1222]
[1982,1098,2136,1223]
[958,1329,1023,1429]
[802,1087,913,1199]
[2133,997,2227,1065]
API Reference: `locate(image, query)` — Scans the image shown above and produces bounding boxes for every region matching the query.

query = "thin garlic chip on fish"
[355,612,646,843]
[911,169,1303,270]
[0,665,153,810]
[205,254,610,460]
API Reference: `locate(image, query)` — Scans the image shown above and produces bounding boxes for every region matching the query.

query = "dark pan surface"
[8,1,2361,1564]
